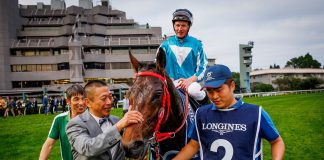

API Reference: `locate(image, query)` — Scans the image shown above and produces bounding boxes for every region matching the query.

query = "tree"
[270,63,280,69]
[273,76,323,91]
[285,52,321,68]
[273,77,292,91]
[232,72,240,93]
[252,83,274,92]
[300,77,323,89]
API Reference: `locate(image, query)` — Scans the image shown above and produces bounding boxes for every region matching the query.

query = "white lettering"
[202,123,247,135]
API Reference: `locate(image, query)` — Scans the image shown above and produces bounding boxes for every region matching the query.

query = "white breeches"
[173,80,206,101]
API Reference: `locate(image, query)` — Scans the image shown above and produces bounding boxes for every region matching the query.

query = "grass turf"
[0,92,323,159]
[0,108,123,159]
[243,92,324,159]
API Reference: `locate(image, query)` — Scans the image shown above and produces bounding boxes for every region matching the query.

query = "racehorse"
[121,48,192,160]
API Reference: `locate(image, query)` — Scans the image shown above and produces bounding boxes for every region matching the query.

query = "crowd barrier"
[235,89,324,98]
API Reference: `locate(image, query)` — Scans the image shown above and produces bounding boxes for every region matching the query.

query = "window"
[111,47,128,54]
[61,49,69,55]
[52,64,58,71]
[16,51,22,56]
[58,62,69,70]
[42,64,51,71]
[84,62,105,69]
[105,63,111,69]
[111,62,131,69]
[39,50,51,56]
[37,65,42,71]
[24,51,35,56]
[31,65,37,71]
[12,81,51,88]
[11,65,17,72]
[131,47,148,54]
[12,81,22,88]
[16,65,22,72]
[53,50,60,55]
[27,65,32,72]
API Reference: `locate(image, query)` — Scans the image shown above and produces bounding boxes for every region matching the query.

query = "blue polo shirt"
[189,99,280,160]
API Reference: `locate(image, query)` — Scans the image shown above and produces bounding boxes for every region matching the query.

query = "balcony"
[243,59,252,65]
[78,36,162,47]
[20,9,67,17]
[85,69,135,79]
[11,39,55,48]
[11,71,69,81]
[83,54,155,62]
[93,15,135,25]
[11,37,69,48]
[91,6,125,17]
[24,18,64,26]
[105,37,162,46]
[11,36,162,49]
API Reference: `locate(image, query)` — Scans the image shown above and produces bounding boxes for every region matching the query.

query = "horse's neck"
[163,87,184,130]
[158,87,187,151]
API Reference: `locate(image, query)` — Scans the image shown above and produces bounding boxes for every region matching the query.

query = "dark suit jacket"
[61,98,67,106]
[66,110,125,160]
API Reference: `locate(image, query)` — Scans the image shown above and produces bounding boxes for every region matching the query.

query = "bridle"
[135,71,189,160]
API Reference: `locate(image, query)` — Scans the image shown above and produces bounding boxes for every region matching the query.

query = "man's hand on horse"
[116,105,144,132]
[177,76,198,91]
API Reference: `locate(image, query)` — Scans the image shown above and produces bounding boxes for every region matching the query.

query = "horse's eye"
[151,90,162,102]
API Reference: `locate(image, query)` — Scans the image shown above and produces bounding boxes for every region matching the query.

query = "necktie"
[99,118,107,126]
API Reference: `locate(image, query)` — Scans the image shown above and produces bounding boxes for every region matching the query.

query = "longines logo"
[202,122,247,135]
[206,72,214,81]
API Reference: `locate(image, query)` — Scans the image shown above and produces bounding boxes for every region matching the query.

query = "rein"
[136,71,189,159]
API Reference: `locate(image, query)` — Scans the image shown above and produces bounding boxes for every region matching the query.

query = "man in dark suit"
[61,96,67,112]
[66,80,143,160]
[32,98,38,114]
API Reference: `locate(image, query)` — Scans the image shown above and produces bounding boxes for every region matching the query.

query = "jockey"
[159,9,209,105]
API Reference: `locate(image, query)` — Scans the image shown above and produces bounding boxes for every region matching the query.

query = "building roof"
[251,68,324,76]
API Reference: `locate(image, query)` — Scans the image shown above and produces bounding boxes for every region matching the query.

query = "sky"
[19,0,324,72]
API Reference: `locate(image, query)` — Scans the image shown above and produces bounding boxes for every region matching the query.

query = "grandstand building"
[250,68,324,88]
[0,0,163,93]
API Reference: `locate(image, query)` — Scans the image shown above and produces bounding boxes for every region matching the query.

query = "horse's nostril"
[133,141,144,148]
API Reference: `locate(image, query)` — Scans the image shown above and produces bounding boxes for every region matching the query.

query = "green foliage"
[270,63,280,69]
[252,83,274,92]
[285,52,322,68]
[273,77,323,90]
[300,77,323,89]
[232,72,240,93]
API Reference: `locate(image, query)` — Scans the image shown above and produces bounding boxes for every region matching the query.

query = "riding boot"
[198,95,210,106]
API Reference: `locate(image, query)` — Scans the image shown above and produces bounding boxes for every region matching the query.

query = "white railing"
[12,39,55,47]
[235,89,324,98]
[11,36,163,48]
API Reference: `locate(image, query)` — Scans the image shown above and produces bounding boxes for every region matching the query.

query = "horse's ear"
[129,50,141,73]
[156,47,166,71]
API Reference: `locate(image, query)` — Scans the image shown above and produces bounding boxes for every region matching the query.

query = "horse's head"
[122,48,181,159]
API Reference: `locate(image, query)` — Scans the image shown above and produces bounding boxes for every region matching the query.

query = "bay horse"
[122,48,195,160]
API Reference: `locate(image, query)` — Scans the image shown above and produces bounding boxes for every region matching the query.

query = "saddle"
[149,89,202,160]
[177,89,201,112]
